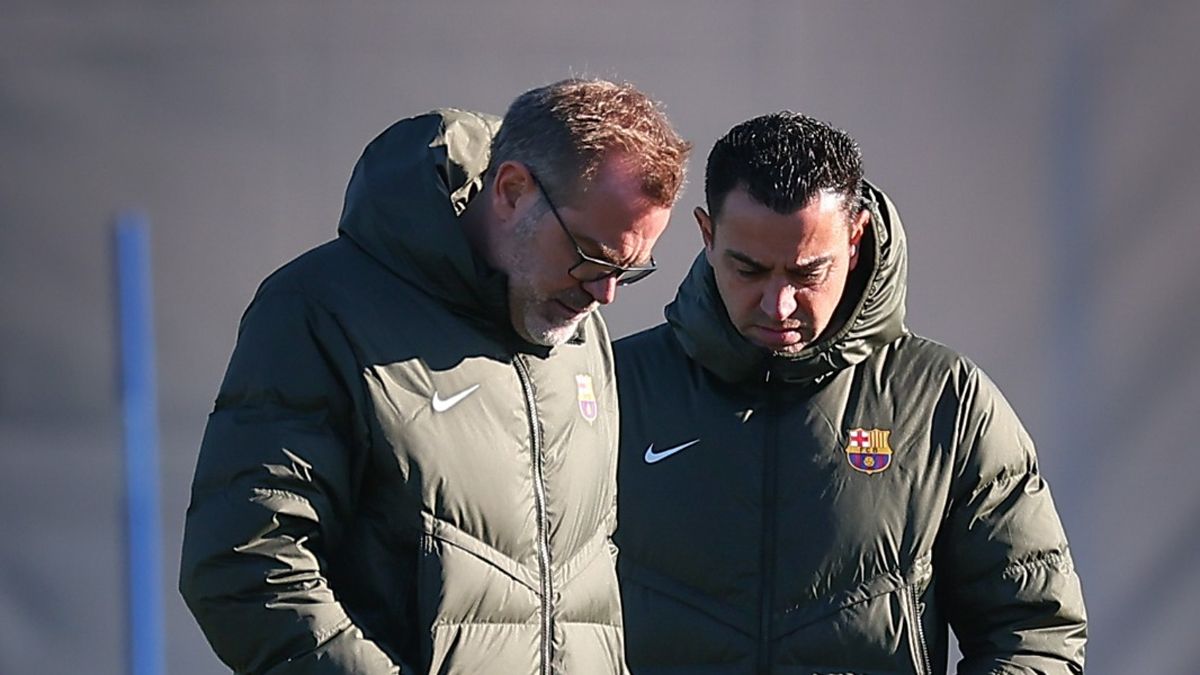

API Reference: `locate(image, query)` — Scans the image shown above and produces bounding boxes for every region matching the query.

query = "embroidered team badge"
[845,428,893,474]
[576,374,598,424]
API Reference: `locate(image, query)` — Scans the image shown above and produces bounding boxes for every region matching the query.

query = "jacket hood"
[336,109,507,322]
[665,181,909,385]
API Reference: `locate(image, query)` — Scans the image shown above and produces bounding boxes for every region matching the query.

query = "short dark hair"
[489,78,691,207]
[705,111,863,221]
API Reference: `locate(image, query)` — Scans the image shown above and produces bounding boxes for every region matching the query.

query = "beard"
[510,279,593,346]
[504,209,596,346]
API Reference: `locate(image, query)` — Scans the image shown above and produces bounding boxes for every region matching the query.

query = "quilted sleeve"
[938,367,1087,674]
[179,288,403,674]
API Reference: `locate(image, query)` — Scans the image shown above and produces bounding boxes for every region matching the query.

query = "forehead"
[714,187,850,261]
[568,159,672,262]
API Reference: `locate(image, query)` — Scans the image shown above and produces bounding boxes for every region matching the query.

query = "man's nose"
[760,282,798,321]
[582,275,619,305]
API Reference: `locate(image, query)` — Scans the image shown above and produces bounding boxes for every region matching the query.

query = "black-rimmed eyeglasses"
[529,172,657,286]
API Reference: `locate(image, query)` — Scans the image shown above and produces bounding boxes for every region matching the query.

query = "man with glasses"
[494,169,661,349]
[613,112,1086,673]
[180,79,689,675]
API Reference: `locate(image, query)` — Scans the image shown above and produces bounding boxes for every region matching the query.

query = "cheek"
[519,236,566,282]
[722,282,764,322]
[808,284,846,323]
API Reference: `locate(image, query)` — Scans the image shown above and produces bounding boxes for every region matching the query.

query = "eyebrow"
[726,249,834,274]
[726,250,768,271]
[576,231,650,268]
[576,233,623,264]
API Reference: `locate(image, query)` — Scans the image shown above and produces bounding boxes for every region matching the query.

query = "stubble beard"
[768,324,816,357]
[512,281,590,346]
[771,342,809,357]
[744,320,815,357]
[505,210,593,347]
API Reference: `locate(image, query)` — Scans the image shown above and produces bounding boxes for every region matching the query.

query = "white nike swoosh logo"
[644,439,700,464]
[431,384,480,412]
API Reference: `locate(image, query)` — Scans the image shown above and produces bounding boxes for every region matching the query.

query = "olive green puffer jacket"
[181,110,628,675]
[614,183,1086,674]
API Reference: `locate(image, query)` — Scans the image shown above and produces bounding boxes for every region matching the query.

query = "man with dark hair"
[613,112,1086,674]
[179,78,690,675]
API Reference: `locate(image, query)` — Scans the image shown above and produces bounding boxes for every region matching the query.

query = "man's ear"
[848,208,870,271]
[490,160,534,221]
[695,206,716,250]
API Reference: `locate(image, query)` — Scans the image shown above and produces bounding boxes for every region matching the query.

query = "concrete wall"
[3,2,1197,672]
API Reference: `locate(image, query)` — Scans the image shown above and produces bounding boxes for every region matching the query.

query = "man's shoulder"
[880,334,1018,412]
[239,237,445,344]
[255,237,421,306]
[615,321,675,347]
[887,333,977,376]
[614,323,678,362]
[613,323,699,396]
[256,238,352,293]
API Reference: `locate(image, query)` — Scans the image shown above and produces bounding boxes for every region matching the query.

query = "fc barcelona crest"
[576,374,598,424]
[845,428,893,475]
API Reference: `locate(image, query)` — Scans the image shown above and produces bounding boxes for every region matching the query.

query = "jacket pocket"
[772,554,934,674]
[416,514,543,671]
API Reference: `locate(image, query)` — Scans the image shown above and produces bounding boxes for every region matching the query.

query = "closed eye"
[727,250,768,278]
[789,257,834,286]
[793,268,828,285]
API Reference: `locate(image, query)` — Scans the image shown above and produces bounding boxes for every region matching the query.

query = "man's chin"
[771,343,810,357]
[743,336,807,357]
[508,293,594,346]
[519,313,587,347]
[524,325,581,347]
[743,327,811,356]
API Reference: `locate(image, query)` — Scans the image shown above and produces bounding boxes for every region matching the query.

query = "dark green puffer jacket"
[181,110,628,675]
[613,183,1086,674]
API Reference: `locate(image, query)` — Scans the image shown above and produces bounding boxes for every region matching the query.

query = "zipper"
[907,585,932,675]
[757,379,781,674]
[514,355,554,675]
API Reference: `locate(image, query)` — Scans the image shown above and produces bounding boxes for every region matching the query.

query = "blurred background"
[3,1,1197,673]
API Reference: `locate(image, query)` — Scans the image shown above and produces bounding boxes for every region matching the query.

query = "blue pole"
[115,212,166,675]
